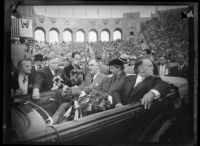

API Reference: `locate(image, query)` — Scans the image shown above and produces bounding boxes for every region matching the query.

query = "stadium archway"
[101,29,110,42]
[88,29,98,42]
[113,28,122,41]
[76,29,85,42]
[63,29,72,42]
[49,28,59,45]
[34,27,45,42]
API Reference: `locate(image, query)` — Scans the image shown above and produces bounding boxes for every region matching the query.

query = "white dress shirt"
[134,74,144,87]
[135,75,160,99]
[159,64,168,76]
[18,74,28,94]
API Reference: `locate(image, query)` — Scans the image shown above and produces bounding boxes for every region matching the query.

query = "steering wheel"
[24,101,53,126]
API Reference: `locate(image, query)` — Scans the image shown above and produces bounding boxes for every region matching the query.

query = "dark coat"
[112,75,170,105]
[11,72,33,95]
[101,71,127,95]
[169,65,188,80]
[33,67,54,92]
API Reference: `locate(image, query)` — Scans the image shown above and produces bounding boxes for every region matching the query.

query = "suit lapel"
[125,75,137,99]
[127,76,153,102]
[47,67,54,78]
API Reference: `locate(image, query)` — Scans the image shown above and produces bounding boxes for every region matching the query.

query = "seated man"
[112,58,170,109]
[169,53,188,80]
[11,59,33,97]
[52,59,109,124]
[32,52,60,100]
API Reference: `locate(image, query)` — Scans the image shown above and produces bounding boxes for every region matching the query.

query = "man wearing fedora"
[32,52,60,100]
[30,54,44,84]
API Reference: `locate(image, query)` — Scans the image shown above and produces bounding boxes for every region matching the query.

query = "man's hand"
[115,103,123,108]
[32,88,40,100]
[62,85,69,95]
[15,89,23,96]
[141,91,155,109]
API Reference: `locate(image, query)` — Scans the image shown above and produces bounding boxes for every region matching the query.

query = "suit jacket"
[101,71,127,95]
[33,67,54,92]
[79,72,109,92]
[169,65,188,80]
[11,72,33,95]
[112,74,170,105]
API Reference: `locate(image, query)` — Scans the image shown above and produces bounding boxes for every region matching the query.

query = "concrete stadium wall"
[17,6,142,44]
[32,11,141,43]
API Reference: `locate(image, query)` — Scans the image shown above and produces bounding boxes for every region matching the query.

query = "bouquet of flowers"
[63,89,113,121]
[70,69,84,86]
[78,89,112,117]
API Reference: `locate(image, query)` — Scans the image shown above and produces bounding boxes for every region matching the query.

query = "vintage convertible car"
[8,76,193,144]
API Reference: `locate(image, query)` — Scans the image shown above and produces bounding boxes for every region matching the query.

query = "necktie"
[90,75,94,83]
[23,76,27,83]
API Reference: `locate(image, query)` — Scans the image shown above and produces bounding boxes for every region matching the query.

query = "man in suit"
[32,52,60,100]
[70,58,108,95]
[169,53,188,80]
[52,59,108,124]
[158,56,169,76]
[112,58,170,109]
[11,59,33,97]
[30,54,44,83]
[61,52,85,87]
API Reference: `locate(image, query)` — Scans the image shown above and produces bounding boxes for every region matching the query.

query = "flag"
[19,19,33,37]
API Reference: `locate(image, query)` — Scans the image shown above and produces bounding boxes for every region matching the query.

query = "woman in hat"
[101,58,127,108]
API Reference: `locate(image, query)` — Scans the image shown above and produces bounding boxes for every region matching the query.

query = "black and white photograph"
[4,0,198,145]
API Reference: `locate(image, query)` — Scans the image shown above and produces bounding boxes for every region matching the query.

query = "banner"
[19,19,33,37]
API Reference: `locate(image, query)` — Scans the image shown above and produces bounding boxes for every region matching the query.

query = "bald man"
[112,58,170,109]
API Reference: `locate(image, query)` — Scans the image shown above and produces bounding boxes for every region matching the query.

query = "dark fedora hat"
[109,58,124,66]
[34,54,43,62]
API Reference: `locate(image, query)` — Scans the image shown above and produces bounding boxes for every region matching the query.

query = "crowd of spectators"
[11,7,189,68]
[141,7,189,63]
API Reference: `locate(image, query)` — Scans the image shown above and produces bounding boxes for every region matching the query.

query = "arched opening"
[88,30,97,42]
[113,29,122,41]
[63,29,72,42]
[34,28,45,42]
[76,30,85,42]
[49,29,59,45]
[101,30,110,42]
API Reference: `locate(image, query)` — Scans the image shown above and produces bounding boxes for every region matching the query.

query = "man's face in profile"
[21,60,32,74]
